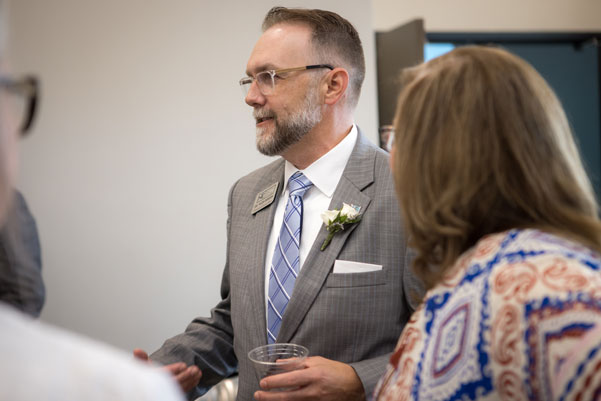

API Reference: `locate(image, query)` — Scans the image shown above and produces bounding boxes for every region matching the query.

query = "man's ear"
[323,68,349,106]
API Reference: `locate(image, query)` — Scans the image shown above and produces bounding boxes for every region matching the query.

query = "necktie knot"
[288,171,313,199]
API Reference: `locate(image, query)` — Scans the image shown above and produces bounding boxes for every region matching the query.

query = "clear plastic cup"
[248,343,309,389]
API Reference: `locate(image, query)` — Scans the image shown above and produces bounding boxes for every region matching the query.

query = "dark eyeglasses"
[0,75,39,136]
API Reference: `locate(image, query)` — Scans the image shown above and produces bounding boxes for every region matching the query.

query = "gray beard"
[255,94,322,157]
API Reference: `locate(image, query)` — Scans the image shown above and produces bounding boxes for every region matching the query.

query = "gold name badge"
[251,182,279,215]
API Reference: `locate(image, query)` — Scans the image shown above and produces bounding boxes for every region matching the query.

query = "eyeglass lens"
[240,71,275,97]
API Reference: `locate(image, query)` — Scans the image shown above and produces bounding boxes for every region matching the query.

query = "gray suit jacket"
[152,131,420,400]
[0,190,44,317]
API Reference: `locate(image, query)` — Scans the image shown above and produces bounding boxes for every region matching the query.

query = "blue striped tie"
[267,171,313,344]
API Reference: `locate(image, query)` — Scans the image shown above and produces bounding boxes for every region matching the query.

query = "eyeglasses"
[0,75,39,136]
[239,64,333,97]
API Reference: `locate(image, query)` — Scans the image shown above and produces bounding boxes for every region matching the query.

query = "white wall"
[373,0,601,32]
[8,1,378,352]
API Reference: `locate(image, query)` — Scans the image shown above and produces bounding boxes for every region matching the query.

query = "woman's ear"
[323,68,349,105]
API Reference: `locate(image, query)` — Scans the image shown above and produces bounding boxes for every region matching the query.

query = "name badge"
[251,182,279,215]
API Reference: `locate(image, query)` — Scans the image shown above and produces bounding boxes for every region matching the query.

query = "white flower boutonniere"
[320,203,362,251]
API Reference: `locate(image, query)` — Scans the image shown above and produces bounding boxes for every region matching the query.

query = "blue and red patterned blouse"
[374,229,601,401]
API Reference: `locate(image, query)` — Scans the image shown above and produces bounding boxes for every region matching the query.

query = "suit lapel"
[276,131,377,343]
[247,160,285,347]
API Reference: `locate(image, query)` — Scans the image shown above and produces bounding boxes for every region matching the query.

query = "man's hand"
[133,348,202,393]
[253,356,365,401]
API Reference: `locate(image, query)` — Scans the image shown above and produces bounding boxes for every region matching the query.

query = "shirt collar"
[284,124,358,197]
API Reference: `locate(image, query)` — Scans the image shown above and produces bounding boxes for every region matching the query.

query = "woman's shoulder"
[452,228,601,331]
[501,228,600,261]
[484,228,601,292]
[451,228,601,283]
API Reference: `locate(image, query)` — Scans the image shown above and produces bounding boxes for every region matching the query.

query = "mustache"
[253,109,276,120]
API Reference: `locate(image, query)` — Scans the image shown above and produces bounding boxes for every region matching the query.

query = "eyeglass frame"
[0,75,39,136]
[239,64,334,96]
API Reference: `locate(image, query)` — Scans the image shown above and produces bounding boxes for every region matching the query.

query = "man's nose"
[245,80,266,107]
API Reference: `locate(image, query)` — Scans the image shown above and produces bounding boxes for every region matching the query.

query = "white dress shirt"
[264,125,358,318]
[0,304,184,401]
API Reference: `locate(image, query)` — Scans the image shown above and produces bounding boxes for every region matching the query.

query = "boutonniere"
[320,203,362,251]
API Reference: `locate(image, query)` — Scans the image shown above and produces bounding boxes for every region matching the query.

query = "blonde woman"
[374,46,601,400]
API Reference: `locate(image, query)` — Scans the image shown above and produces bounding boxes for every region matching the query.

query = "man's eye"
[257,74,271,84]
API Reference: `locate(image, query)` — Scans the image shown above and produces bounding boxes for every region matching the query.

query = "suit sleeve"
[150,181,240,400]
[0,190,45,317]
[349,354,393,396]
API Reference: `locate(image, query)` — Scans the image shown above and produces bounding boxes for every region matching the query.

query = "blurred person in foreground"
[134,6,421,401]
[0,1,184,399]
[373,45,601,400]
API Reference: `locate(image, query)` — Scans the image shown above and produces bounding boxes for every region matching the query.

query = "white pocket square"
[333,260,382,274]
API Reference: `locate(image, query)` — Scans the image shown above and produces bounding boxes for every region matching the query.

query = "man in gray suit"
[135,7,419,401]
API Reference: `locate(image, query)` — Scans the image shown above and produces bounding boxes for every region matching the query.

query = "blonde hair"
[392,46,601,290]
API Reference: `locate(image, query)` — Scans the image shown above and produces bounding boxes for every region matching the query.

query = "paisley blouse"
[374,229,601,401]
